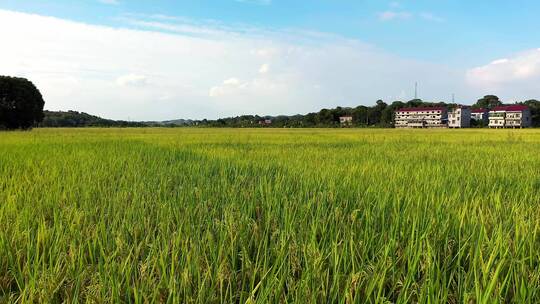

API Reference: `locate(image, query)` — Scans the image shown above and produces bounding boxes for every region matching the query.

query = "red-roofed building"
[488,105,531,128]
[394,107,448,128]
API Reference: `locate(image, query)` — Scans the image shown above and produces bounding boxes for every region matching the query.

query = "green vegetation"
[196,97,540,128]
[1,128,540,303]
[37,97,540,129]
[40,111,148,128]
[40,111,198,128]
[0,76,45,130]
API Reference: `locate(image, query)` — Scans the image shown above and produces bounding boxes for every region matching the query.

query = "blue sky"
[3,0,539,63]
[1,1,540,119]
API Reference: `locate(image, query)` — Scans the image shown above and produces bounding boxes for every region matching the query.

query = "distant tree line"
[197,96,540,128]
[38,96,540,128]
[40,111,149,128]
[1,74,539,129]
[40,111,196,128]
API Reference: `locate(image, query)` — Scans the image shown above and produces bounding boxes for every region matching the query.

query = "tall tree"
[0,76,45,129]
[382,101,405,126]
[352,106,369,126]
[367,100,387,126]
[473,95,502,109]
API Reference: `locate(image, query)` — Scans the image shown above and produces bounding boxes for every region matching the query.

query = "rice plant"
[0,128,539,303]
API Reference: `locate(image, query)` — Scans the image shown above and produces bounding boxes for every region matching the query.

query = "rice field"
[0,128,539,303]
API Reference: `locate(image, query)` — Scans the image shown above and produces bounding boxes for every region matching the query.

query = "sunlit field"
[1,128,539,303]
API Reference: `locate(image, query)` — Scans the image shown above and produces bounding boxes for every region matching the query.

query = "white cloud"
[125,19,227,36]
[419,12,445,22]
[0,9,474,120]
[378,11,412,21]
[259,63,270,74]
[253,48,280,58]
[98,0,120,5]
[116,74,148,87]
[466,49,540,99]
[223,78,241,86]
[490,58,509,65]
[467,49,540,87]
[379,11,444,22]
[210,78,246,97]
[209,76,282,99]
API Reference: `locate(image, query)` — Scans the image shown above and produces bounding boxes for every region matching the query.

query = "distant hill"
[40,111,194,128]
[40,111,145,127]
[155,119,194,126]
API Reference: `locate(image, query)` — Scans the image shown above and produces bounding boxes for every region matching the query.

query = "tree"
[405,98,424,108]
[473,95,502,110]
[305,112,318,126]
[366,100,387,126]
[381,101,405,127]
[318,109,335,125]
[521,99,540,127]
[352,106,369,126]
[0,76,45,129]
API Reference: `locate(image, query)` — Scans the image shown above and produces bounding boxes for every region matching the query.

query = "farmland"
[1,128,539,303]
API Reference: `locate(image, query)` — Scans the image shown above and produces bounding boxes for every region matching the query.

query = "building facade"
[488,105,532,128]
[259,119,272,126]
[394,107,448,128]
[471,108,489,125]
[339,116,353,126]
[448,106,471,128]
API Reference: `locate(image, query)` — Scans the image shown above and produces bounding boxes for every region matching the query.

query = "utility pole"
[414,82,418,100]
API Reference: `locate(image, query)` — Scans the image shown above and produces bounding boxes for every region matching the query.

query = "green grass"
[1,128,539,303]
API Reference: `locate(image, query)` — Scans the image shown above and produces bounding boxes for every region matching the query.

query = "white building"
[339,116,353,126]
[394,107,448,128]
[488,105,532,128]
[448,106,471,128]
[471,108,489,125]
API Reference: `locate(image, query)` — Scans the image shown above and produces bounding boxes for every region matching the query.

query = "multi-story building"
[394,107,448,128]
[471,108,489,125]
[488,105,532,128]
[448,106,471,128]
[339,116,353,126]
